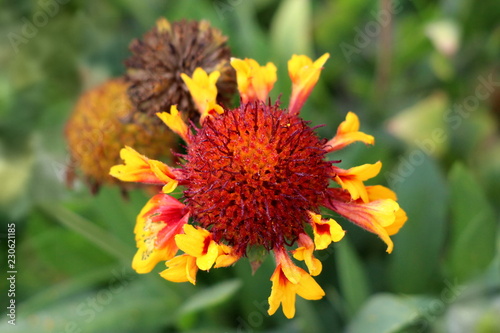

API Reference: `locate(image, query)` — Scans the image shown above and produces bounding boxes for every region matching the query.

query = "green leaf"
[3,278,180,333]
[90,186,148,249]
[270,0,312,61]
[17,264,137,314]
[178,279,242,316]
[385,92,450,157]
[335,239,370,317]
[229,2,270,63]
[346,293,420,333]
[388,154,448,293]
[39,203,133,263]
[445,163,497,282]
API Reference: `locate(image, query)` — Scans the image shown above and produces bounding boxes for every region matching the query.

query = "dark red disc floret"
[183,101,332,255]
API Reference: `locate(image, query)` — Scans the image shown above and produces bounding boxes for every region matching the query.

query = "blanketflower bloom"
[111,54,407,318]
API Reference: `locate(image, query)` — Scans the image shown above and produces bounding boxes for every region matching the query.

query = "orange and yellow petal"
[175,224,219,271]
[160,254,198,284]
[147,159,179,193]
[333,161,382,202]
[325,112,375,152]
[365,185,397,201]
[327,198,400,253]
[268,249,325,318]
[204,100,225,121]
[268,266,296,318]
[132,246,170,274]
[109,146,178,192]
[309,212,346,250]
[131,194,188,273]
[181,68,222,122]
[386,208,407,236]
[292,234,322,276]
[214,244,240,268]
[109,146,159,183]
[231,58,277,103]
[365,185,408,236]
[156,106,190,143]
[288,53,329,115]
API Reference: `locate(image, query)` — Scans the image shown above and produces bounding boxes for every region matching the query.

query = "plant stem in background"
[373,0,394,116]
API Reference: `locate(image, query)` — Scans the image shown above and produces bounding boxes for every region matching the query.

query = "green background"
[1,0,499,332]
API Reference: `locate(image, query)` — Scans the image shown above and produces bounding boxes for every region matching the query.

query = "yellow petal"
[328,199,400,253]
[131,194,187,273]
[329,221,346,242]
[148,159,178,193]
[267,265,288,317]
[267,259,325,319]
[295,270,326,300]
[175,224,219,270]
[231,57,277,103]
[274,249,301,285]
[310,213,346,250]
[214,254,239,268]
[109,146,155,183]
[333,162,382,202]
[156,106,190,143]
[339,111,361,133]
[292,234,322,276]
[325,112,375,152]
[160,254,198,285]
[347,162,382,181]
[365,185,398,201]
[175,224,208,258]
[364,185,407,237]
[110,146,177,188]
[386,207,408,236]
[280,284,297,319]
[181,68,222,122]
[334,175,367,202]
[214,244,240,268]
[132,246,169,274]
[196,240,219,271]
[288,53,329,115]
[156,17,171,33]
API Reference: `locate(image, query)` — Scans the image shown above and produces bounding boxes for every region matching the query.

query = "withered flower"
[125,18,236,120]
[65,78,175,193]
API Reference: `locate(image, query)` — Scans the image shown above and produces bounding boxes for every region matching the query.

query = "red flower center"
[183,101,332,255]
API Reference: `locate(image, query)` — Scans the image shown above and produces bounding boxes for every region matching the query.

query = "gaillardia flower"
[110,54,407,318]
[125,18,236,120]
[65,78,175,193]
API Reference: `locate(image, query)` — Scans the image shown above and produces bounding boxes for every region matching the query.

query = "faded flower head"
[65,78,175,193]
[111,54,407,318]
[125,18,236,120]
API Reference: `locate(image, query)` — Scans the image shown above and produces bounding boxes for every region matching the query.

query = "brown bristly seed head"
[125,18,236,122]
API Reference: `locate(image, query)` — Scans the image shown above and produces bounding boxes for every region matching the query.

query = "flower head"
[65,78,175,193]
[125,18,236,121]
[111,54,407,318]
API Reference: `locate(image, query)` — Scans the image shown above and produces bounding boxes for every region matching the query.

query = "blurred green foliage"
[1,0,499,332]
